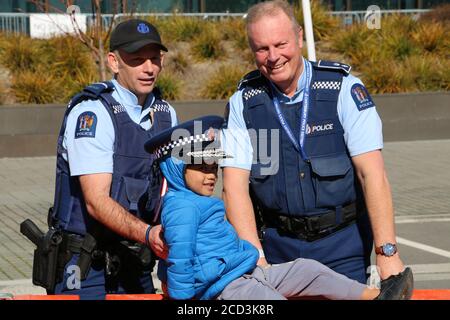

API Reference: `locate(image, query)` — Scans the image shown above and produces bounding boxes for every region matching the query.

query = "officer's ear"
[107,51,120,74]
[297,26,303,50]
[160,51,165,67]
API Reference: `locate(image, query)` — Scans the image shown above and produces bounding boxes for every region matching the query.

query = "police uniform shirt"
[220,58,383,170]
[63,79,178,176]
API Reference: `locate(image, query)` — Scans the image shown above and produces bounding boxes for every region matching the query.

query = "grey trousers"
[217,258,366,300]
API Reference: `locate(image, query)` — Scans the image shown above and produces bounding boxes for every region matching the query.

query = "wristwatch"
[375,243,398,257]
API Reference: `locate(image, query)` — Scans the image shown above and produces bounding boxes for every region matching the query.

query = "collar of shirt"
[110,79,155,126]
[269,57,310,105]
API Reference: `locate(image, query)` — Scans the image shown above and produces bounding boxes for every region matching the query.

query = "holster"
[77,233,99,281]
[34,228,63,293]
[119,241,153,268]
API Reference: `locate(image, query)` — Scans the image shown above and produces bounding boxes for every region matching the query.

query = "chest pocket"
[250,162,282,211]
[309,153,356,208]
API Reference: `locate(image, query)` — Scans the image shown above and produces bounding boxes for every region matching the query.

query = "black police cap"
[109,19,168,53]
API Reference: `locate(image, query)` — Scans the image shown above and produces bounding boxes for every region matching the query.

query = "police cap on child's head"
[109,19,168,53]
[144,115,232,164]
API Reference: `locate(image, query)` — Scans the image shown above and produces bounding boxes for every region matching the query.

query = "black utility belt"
[264,202,357,242]
[60,232,154,278]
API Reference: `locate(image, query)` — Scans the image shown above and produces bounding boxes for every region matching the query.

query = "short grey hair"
[246,0,302,33]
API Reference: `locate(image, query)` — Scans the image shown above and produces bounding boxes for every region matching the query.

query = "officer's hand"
[149,224,168,260]
[376,254,405,280]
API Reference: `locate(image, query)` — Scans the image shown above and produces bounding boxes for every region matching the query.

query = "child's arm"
[162,201,200,300]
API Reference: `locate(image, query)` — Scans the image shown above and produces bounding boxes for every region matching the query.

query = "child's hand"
[161,281,169,298]
[257,257,270,267]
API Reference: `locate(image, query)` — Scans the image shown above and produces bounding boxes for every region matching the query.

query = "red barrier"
[411,289,450,300]
[105,294,164,300]
[13,294,80,300]
[4,290,449,300]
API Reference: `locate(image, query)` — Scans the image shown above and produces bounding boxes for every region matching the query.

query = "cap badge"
[137,23,150,34]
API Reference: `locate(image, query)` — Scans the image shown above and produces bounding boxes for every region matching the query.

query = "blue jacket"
[158,157,258,300]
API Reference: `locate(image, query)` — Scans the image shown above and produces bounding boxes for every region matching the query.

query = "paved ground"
[0,139,449,295]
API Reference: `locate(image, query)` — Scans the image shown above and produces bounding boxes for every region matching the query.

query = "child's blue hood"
[159,157,188,192]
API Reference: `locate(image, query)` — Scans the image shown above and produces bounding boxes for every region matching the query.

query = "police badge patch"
[75,111,97,138]
[350,83,375,111]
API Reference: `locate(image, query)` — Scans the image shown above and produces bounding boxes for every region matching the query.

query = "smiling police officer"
[42,19,177,299]
[220,0,413,294]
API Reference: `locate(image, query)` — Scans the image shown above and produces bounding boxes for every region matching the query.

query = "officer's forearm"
[79,173,148,245]
[354,152,397,246]
[87,195,148,245]
[224,191,261,247]
[222,169,262,249]
[361,171,397,246]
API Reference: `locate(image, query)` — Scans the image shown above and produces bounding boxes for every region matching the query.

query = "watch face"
[383,243,396,256]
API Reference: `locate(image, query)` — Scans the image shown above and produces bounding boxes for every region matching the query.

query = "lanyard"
[271,60,311,161]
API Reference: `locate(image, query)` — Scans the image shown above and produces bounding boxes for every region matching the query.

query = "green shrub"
[11,69,60,104]
[221,17,248,49]
[0,13,448,103]
[49,36,96,77]
[157,73,182,100]
[294,1,339,41]
[403,55,449,91]
[155,16,204,42]
[202,64,250,100]
[412,22,448,54]
[381,33,417,60]
[359,60,414,94]
[62,68,99,102]
[330,24,377,68]
[191,26,223,61]
[0,36,40,74]
[166,51,189,74]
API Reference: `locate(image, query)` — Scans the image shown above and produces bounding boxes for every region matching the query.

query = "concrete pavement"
[0,139,449,295]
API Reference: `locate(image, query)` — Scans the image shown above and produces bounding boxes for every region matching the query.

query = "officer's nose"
[142,59,154,74]
[267,47,279,63]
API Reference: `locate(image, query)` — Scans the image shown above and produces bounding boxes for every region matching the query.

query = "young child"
[145,116,412,300]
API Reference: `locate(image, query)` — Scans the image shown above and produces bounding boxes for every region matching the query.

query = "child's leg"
[264,258,370,300]
[217,267,287,300]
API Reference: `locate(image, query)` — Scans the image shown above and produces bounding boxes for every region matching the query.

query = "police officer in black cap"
[31,19,178,299]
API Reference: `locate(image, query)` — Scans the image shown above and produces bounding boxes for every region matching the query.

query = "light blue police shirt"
[63,79,178,176]
[220,58,383,170]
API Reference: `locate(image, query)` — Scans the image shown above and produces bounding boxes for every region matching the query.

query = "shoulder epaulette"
[238,70,263,90]
[313,60,351,75]
[67,81,115,110]
[82,81,115,98]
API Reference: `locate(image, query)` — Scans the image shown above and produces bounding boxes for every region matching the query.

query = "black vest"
[52,82,172,236]
[240,60,363,217]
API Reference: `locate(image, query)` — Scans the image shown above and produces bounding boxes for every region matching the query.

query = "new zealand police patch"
[75,111,97,139]
[350,83,375,111]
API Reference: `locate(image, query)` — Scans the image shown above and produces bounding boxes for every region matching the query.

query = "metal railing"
[0,9,431,35]
[330,9,431,24]
[0,13,28,35]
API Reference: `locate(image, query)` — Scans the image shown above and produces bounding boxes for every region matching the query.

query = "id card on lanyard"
[271,59,311,162]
